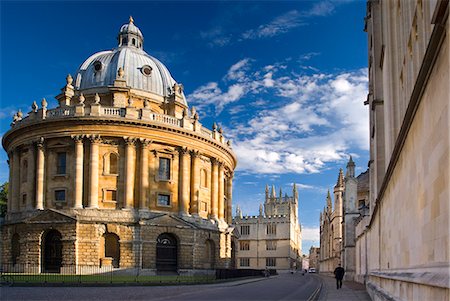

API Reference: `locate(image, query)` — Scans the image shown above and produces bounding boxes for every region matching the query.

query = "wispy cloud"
[302,226,320,241]
[241,10,303,40]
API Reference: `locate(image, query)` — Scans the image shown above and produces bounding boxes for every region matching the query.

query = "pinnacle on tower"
[265,184,269,202]
[326,189,332,211]
[335,168,344,188]
[279,187,283,201]
[346,155,356,178]
[259,204,264,216]
[271,185,276,198]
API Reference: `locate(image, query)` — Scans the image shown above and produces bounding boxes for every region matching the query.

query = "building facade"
[319,158,369,278]
[308,246,320,271]
[1,18,237,274]
[233,185,302,271]
[359,0,449,300]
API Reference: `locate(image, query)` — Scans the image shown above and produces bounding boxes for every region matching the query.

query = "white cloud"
[189,59,368,175]
[302,226,320,241]
[241,10,303,40]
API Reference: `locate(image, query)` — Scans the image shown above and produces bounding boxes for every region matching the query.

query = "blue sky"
[0,1,369,254]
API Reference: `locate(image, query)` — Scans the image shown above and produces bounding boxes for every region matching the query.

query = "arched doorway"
[42,230,62,273]
[104,233,120,268]
[205,239,215,269]
[156,233,177,272]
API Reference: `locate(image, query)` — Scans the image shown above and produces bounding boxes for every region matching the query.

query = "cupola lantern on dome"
[118,16,144,49]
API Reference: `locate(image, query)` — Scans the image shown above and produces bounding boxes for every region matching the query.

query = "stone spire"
[271,185,276,198]
[335,168,344,188]
[346,156,355,178]
[265,184,269,202]
[326,189,332,212]
[293,183,298,202]
[279,187,283,201]
[259,204,264,217]
[236,205,243,218]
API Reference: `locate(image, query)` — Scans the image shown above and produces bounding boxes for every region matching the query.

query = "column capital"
[189,149,200,158]
[210,157,219,166]
[71,134,84,143]
[177,146,189,155]
[139,138,152,147]
[88,134,102,144]
[123,136,137,146]
[36,137,45,148]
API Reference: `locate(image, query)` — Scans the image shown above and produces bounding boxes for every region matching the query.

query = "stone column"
[88,135,100,209]
[178,147,190,215]
[7,152,13,213]
[210,158,219,219]
[189,150,200,216]
[218,162,225,220]
[26,144,35,210]
[139,139,151,210]
[72,135,84,209]
[124,137,136,209]
[35,138,45,210]
[10,149,20,212]
[226,173,233,224]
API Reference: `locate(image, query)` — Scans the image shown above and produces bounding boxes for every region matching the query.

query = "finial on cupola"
[129,16,134,24]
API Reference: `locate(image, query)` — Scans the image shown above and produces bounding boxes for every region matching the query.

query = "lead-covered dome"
[74,17,186,105]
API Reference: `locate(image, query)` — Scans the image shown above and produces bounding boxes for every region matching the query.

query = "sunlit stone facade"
[1,18,236,274]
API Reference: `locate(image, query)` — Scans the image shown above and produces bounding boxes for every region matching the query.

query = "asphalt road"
[0,273,322,301]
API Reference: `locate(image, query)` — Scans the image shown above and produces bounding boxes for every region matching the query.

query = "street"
[0,273,321,301]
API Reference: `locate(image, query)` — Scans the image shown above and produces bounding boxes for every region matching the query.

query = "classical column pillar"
[218,162,225,220]
[26,144,35,210]
[88,135,100,209]
[139,139,151,210]
[178,147,190,215]
[189,150,200,216]
[226,173,233,224]
[7,152,13,213]
[11,149,21,212]
[124,137,136,209]
[210,158,219,219]
[72,135,84,209]
[35,138,45,210]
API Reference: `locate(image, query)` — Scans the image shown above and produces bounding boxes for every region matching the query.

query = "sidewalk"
[317,275,371,301]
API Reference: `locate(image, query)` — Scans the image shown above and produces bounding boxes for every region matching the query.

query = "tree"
[0,182,8,217]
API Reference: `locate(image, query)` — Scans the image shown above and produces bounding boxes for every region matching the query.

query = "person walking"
[334,264,345,289]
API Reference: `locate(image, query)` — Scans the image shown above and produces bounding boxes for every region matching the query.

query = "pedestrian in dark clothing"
[334,264,345,289]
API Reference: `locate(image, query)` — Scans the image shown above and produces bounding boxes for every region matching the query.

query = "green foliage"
[0,182,8,217]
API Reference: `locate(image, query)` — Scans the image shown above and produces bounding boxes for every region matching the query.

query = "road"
[0,273,322,301]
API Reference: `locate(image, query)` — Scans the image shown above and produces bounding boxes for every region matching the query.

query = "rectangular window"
[157,194,170,206]
[240,258,250,267]
[56,152,67,175]
[267,223,277,235]
[55,190,66,202]
[105,190,117,202]
[239,241,250,251]
[241,225,250,236]
[266,257,276,267]
[22,194,27,205]
[158,158,171,181]
[266,240,277,251]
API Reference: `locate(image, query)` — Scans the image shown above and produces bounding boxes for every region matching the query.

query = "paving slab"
[317,274,371,301]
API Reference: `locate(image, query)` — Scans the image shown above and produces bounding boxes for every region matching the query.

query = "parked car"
[308,268,316,273]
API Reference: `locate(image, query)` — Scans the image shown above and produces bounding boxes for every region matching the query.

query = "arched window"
[132,38,136,46]
[205,239,215,269]
[21,160,28,183]
[109,153,118,174]
[11,233,20,265]
[104,233,120,268]
[42,230,62,273]
[104,153,119,175]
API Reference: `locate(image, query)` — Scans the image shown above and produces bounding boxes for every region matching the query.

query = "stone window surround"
[102,151,120,176]
[156,191,172,208]
[53,187,67,204]
[155,153,174,183]
[102,187,118,203]
[47,143,71,178]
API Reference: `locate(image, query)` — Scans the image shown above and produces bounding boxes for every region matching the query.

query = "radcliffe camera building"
[1,18,237,274]
[233,185,302,271]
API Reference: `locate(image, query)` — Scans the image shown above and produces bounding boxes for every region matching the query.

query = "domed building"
[1,17,237,274]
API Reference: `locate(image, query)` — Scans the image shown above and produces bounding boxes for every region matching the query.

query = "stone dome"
[74,17,187,105]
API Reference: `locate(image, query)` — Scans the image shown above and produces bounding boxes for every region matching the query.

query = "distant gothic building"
[233,185,302,271]
[308,246,320,271]
[1,18,237,274]
[319,157,369,278]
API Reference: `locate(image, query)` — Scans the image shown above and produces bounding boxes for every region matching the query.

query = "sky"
[0,0,369,254]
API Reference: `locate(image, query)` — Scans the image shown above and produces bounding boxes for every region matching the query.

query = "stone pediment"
[143,214,197,229]
[26,209,76,224]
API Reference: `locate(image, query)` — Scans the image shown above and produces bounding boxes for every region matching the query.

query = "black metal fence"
[0,264,216,286]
